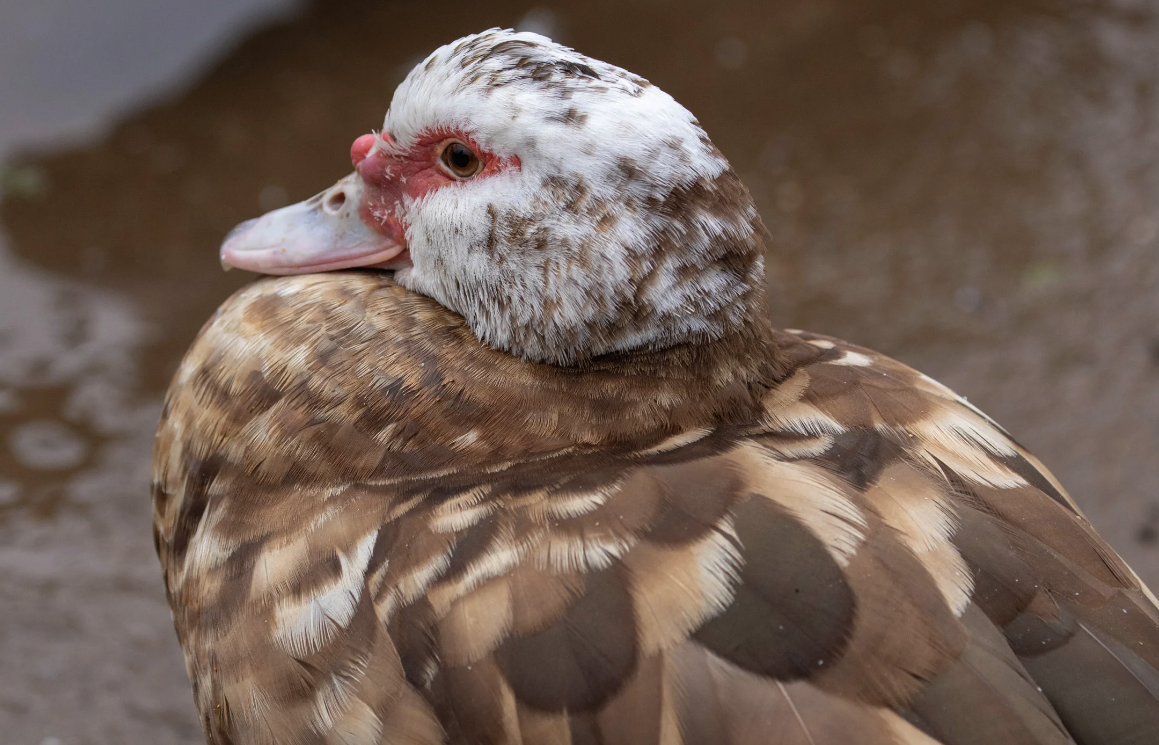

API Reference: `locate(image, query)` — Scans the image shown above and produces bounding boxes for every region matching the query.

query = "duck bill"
[220,172,406,274]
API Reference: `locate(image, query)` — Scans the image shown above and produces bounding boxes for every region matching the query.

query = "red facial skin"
[350,130,521,262]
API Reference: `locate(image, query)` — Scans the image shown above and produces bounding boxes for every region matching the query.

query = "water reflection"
[0,237,154,514]
[0,235,197,744]
[1,0,1158,743]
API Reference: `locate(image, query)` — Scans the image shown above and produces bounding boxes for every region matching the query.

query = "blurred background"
[0,0,1157,742]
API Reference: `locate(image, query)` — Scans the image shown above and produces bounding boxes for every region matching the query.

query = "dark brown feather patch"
[497,566,638,711]
[693,496,854,680]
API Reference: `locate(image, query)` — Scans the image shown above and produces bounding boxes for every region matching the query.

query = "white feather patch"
[532,527,637,574]
[866,462,973,616]
[637,427,713,456]
[828,350,873,367]
[734,444,867,567]
[891,405,1027,489]
[627,521,742,655]
[762,401,848,438]
[272,531,377,657]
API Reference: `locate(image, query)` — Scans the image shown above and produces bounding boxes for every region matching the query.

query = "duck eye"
[439,141,483,179]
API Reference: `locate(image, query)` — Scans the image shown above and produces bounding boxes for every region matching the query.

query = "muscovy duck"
[153,29,1159,745]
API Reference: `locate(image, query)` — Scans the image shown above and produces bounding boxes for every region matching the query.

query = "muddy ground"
[1,0,1158,742]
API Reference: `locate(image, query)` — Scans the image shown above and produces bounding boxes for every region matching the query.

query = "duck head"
[222,29,766,365]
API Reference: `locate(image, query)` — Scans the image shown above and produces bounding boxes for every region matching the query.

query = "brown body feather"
[153,272,1159,745]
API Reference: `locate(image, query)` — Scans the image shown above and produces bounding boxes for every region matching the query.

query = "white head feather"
[379,29,766,364]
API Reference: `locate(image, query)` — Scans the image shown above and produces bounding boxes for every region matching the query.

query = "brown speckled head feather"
[154,272,1159,745]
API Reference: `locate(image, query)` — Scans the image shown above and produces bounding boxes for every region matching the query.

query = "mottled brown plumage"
[155,29,1159,745]
[154,273,1159,745]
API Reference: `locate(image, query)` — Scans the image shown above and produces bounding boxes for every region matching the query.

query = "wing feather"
[154,279,1159,744]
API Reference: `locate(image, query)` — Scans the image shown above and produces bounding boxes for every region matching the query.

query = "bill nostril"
[324,189,347,213]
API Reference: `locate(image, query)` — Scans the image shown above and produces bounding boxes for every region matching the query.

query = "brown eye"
[439,140,483,179]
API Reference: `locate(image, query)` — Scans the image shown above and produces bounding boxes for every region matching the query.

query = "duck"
[152,29,1159,745]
